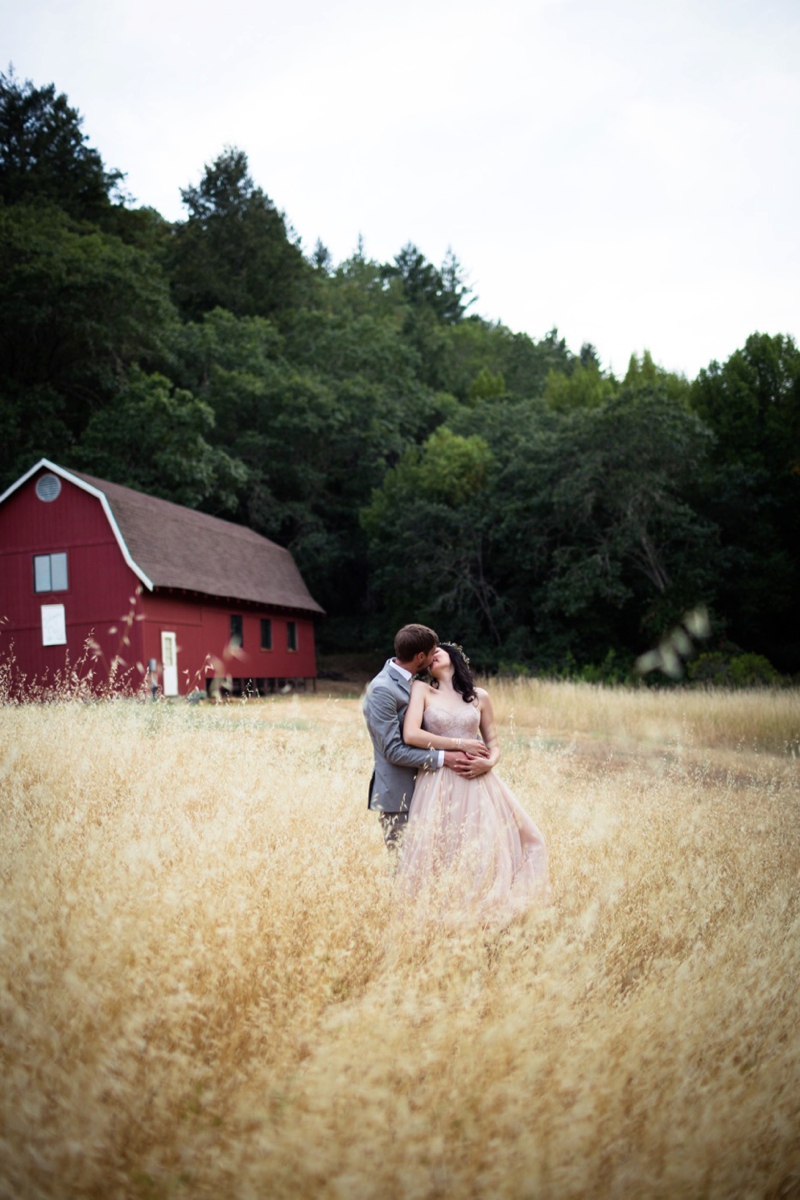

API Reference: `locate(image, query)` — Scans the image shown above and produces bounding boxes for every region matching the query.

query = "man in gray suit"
[363,623,469,848]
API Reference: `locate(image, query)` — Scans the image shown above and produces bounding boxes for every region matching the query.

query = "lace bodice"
[422,702,481,740]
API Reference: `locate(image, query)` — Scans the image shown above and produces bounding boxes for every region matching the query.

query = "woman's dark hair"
[435,643,477,703]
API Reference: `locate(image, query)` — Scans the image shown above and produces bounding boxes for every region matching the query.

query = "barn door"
[161,631,178,696]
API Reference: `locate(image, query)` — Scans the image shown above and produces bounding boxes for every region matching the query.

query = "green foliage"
[691,333,800,473]
[74,367,247,512]
[0,202,175,488]
[468,366,507,404]
[166,298,454,619]
[623,350,691,406]
[416,427,494,506]
[690,333,800,670]
[0,202,172,396]
[454,389,720,670]
[544,360,617,410]
[384,243,472,325]
[0,384,71,494]
[440,321,573,405]
[687,650,782,688]
[167,147,311,323]
[104,203,174,253]
[361,427,493,524]
[438,320,511,403]
[545,389,717,618]
[551,648,633,685]
[0,68,123,223]
[361,428,500,654]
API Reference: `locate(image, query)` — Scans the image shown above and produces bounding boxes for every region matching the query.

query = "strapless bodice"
[422,702,481,740]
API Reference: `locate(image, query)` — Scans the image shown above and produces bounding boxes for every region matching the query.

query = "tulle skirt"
[397,766,550,925]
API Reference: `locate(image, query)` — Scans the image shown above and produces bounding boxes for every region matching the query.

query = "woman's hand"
[453,753,494,778]
[458,737,490,757]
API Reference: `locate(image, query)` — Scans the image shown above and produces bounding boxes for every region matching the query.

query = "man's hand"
[451,753,493,778]
[442,749,470,771]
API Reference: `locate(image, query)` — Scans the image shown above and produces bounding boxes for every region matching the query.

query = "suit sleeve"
[364,684,439,771]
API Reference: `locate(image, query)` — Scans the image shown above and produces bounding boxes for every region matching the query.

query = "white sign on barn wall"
[41,604,67,646]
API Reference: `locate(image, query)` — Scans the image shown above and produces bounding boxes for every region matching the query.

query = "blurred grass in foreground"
[1,682,798,1198]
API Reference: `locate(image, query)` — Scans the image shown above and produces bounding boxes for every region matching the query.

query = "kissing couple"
[363,624,550,922]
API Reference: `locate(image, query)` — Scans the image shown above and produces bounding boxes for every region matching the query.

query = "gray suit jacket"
[362,660,439,813]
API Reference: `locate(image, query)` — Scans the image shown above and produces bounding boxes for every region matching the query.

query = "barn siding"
[137,597,317,694]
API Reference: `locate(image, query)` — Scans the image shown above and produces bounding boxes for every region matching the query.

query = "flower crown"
[442,641,471,668]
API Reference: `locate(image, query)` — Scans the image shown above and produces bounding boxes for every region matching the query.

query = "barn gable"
[1,460,324,615]
[0,459,154,590]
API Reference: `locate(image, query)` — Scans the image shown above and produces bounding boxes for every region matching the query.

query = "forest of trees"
[2,71,798,678]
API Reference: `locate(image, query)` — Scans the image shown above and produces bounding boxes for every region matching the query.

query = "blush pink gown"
[398,702,550,924]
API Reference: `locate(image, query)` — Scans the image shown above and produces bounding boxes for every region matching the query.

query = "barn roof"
[1,461,325,616]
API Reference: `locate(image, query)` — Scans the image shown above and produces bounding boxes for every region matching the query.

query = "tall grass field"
[1,680,799,1198]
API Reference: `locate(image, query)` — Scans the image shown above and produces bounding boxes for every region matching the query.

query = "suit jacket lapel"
[386,663,412,697]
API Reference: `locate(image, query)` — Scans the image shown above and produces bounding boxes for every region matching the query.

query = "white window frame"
[34,552,68,593]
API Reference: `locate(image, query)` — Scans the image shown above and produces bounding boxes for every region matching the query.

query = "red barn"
[0,460,324,698]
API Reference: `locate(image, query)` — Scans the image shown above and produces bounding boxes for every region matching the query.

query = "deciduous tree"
[75,367,247,512]
[0,203,174,488]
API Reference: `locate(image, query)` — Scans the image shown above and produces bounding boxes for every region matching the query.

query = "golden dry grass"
[1,682,799,1199]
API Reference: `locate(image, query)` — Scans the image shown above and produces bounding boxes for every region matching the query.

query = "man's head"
[393,623,439,673]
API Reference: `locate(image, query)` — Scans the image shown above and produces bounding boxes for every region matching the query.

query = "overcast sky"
[4,0,799,377]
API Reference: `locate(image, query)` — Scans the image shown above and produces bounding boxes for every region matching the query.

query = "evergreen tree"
[0,68,123,223]
[167,147,311,323]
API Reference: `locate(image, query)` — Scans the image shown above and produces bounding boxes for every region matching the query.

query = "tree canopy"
[167,147,310,322]
[0,69,123,222]
[1,73,797,676]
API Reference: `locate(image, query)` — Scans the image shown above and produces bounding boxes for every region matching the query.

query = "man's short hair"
[394,623,438,661]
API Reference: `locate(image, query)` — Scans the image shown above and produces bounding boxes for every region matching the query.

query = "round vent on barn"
[36,473,62,502]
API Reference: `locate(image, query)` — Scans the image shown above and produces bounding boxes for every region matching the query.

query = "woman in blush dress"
[397,643,550,924]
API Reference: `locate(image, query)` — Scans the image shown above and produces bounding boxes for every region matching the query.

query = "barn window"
[35,474,62,502]
[287,621,298,652]
[230,614,243,648]
[261,618,272,650]
[34,552,68,593]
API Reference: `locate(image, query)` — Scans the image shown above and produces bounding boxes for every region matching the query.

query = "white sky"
[4,0,799,377]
